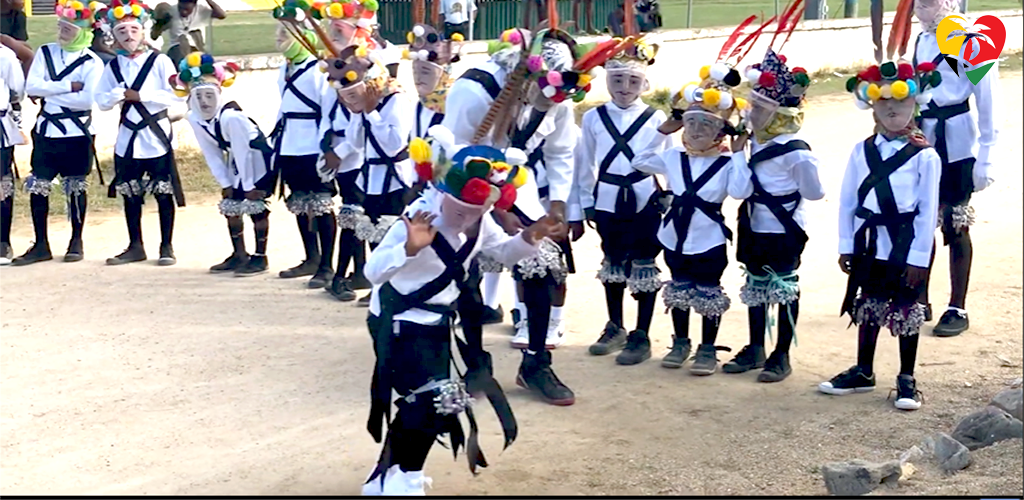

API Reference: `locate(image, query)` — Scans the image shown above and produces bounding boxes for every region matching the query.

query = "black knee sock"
[604,283,625,328]
[671,308,690,340]
[856,323,881,375]
[315,212,337,273]
[775,299,799,354]
[919,241,937,305]
[295,214,319,264]
[1,196,12,245]
[748,305,767,347]
[635,292,656,333]
[353,239,367,279]
[251,212,269,255]
[29,193,49,246]
[123,196,144,245]
[899,334,920,376]
[336,229,357,276]
[392,427,435,473]
[522,277,553,353]
[227,216,246,256]
[155,194,175,246]
[950,232,972,309]
[69,192,87,241]
[701,316,720,345]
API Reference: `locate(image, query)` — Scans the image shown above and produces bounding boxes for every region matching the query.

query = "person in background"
[572,0,594,34]
[152,0,225,66]
[440,0,474,40]
[0,43,23,265]
[89,1,118,64]
[1,0,30,139]
[606,3,624,37]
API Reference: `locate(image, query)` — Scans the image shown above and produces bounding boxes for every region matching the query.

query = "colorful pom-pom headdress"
[310,0,378,52]
[322,42,389,92]
[743,0,811,108]
[169,51,240,97]
[56,0,95,28]
[404,23,461,65]
[106,0,151,25]
[846,59,942,108]
[273,0,342,59]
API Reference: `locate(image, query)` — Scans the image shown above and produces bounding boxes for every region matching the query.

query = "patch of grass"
[1000,49,1023,72]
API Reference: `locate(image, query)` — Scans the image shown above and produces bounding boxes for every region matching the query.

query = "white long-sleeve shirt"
[442,61,507,148]
[511,103,576,222]
[95,51,183,159]
[26,44,102,138]
[334,90,415,196]
[731,133,825,234]
[320,95,363,174]
[914,31,999,190]
[411,101,442,141]
[366,189,539,325]
[0,45,24,149]
[837,134,941,268]
[633,139,747,255]
[566,127,586,222]
[273,56,333,157]
[188,107,269,191]
[578,101,670,215]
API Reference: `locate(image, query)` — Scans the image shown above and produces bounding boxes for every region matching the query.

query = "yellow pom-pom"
[319,5,328,18]
[174,88,189,98]
[131,4,142,16]
[699,65,711,80]
[402,48,411,59]
[866,83,882,101]
[58,0,67,7]
[734,97,748,111]
[891,80,909,100]
[511,165,529,188]
[71,1,83,9]
[355,46,368,58]
[112,6,125,18]
[406,32,414,44]
[409,137,432,164]
[451,32,464,42]
[703,87,721,107]
[345,70,358,82]
[578,73,591,86]
[187,52,201,68]
[327,2,343,17]
[879,84,893,99]
[222,78,234,88]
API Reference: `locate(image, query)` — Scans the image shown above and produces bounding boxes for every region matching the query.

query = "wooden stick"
[309,16,339,57]
[624,0,636,36]
[472,62,529,145]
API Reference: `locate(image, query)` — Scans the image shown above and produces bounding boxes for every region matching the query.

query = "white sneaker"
[546,318,565,349]
[381,469,432,496]
[0,256,10,266]
[510,319,529,349]
[361,465,398,496]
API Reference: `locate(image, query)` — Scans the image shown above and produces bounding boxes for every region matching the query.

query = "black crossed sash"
[269,59,321,168]
[664,154,733,254]
[319,99,351,153]
[913,33,969,166]
[38,45,103,185]
[595,104,656,214]
[415,101,444,139]
[361,93,410,196]
[511,109,549,199]
[736,140,811,263]
[198,102,273,185]
[458,68,501,100]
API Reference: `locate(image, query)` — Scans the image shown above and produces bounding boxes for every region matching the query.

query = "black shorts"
[114,153,173,186]
[594,201,663,264]
[737,231,804,275]
[855,258,923,308]
[280,154,337,196]
[363,189,407,221]
[31,135,93,181]
[664,244,728,287]
[227,173,277,201]
[1,146,12,178]
[939,158,974,208]
[336,169,364,205]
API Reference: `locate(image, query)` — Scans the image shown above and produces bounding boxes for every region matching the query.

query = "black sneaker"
[326,277,357,301]
[588,321,628,356]
[481,305,504,325]
[689,344,730,376]
[661,335,692,369]
[357,293,372,307]
[933,308,969,337]
[279,260,319,279]
[922,303,933,322]
[516,351,575,406]
[157,243,176,266]
[308,268,334,289]
[349,272,372,290]
[11,242,53,266]
[63,238,84,263]
[757,350,792,383]
[615,330,651,366]
[211,254,249,273]
[818,365,876,395]
[235,255,268,277]
[723,344,766,374]
[891,374,923,411]
[1,242,13,261]
[106,244,147,265]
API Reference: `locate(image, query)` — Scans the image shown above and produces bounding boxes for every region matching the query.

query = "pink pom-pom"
[213,65,225,80]
[527,55,543,73]
[546,70,563,87]
[507,30,522,45]
[54,5,62,15]
[174,75,185,87]
[64,7,76,17]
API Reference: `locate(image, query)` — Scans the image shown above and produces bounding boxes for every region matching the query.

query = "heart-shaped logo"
[936,14,1006,84]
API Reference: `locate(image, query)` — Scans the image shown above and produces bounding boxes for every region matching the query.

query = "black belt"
[665,193,732,253]
[599,170,651,214]
[840,207,919,316]
[918,100,970,166]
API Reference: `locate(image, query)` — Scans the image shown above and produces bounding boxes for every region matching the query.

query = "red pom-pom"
[897,63,914,80]
[82,8,91,17]
[916,61,936,73]
[415,162,433,182]
[583,84,592,92]
[550,92,566,103]
[342,2,356,16]
[791,66,807,74]
[864,65,882,82]
[778,55,787,63]
[460,178,492,205]
[226,61,240,72]
[758,71,776,88]
[495,183,517,210]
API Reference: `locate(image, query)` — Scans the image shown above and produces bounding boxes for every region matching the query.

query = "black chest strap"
[738,140,811,246]
[459,68,501,100]
[111,53,173,158]
[361,93,410,195]
[321,100,351,152]
[415,101,444,139]
[37,45,94,137]
[665,154,732,253]
[510,109,547,150]
[269,60,322,165]
[595,104,657,214]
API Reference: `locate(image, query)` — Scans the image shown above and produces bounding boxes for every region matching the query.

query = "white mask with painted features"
[191,86,222,121]
[412,59,444,98]
[275,24,295,53]
[338,80,369,114]
[57,19,81,45]
[439,192,488,234]
[748,91,780,133]
[328,19,358,50]
[113,22,144,53]
[873,96,916,133]
[606,69,647,108]
[682,111,725,151]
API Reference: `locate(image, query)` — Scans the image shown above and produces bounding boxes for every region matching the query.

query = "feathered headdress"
[403,23,462,65]
[55,0,95,28]
[168,51,239,97]
[846,59,942,109]
[745,0,811,107]
[107,0,151,25]
[273,0,341,59]
[871,0,916,63]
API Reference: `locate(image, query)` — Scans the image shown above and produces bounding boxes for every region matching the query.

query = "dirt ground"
[2,75,1022,496]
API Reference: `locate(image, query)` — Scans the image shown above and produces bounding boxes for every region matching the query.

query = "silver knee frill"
[148,179,174,196]
[739,266,800,307]
[356,215,399,244]
[852,296,925,337]
[597,258,627,284]
[218,198,269,217]
[515,238,568,284]
[627,258,663,294]
[1,176,14,201]
[24,175,52,196]
[62,176,88,197]
[402,378,475,416]
[286,192,335,217]
[662,280,731,317]
[476,252,506,273]
[950,204,975,231]
[115,179,146,198]
[336,204,370,231]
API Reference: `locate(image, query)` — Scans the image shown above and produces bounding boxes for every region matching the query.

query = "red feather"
[778,0,805,52]
[770,0,803,48]
[718,15,758,62]
[895,0,914,57]
[735,15,777,64]
[887,0,914,59]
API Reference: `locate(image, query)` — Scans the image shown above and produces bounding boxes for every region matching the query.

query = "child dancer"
[95,0,185,266]
[178,53,276,275]
[819,57,942,411]
[0,43,23,266]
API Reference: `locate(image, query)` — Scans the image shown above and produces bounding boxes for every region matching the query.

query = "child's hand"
[731,132,749,153]
[403,210,438,256]
[523,214,561,244]
[658,118,683,135]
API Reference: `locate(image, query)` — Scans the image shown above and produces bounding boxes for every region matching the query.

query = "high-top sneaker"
[64,238,84,263]
[892,374,923,411]
[510,318,529,349]
[689,344,730,376]
[210,254,249,273]
[380,469,432,496]
[756,350,792,383]
[615,330,651,365]
[106,244,147,265]
[0,242,13,265]
[546,316,565,349]
[723,344,766,374]
[818,365,876,395]
[11,242,52,266]
[589,321,628,356]
[661,335,692,369]
[308,268,334,289]
[481,305,504,325]
[279,259,319,279]
[327,277,357,301]
[357,293,372,307]
[933,308,969,337]
[157,243,176,266]
[349,272,372,290]
[516,350,575,406]
[235,255,269,277]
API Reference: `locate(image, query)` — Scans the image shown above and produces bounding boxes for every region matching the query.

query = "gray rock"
[923,433,972,472]
[899,445,925,465]
[821,459,902,496]
[951,406,1024,450]
[990,388,1023,421]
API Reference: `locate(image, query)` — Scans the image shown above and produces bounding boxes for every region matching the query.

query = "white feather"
[504,147,528,166]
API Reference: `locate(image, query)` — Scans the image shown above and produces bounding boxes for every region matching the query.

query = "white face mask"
[412,59,444,98]
[328,19,358,50]
[683,111,724,151]
[873,97,917,133]
[113,22,144,53]
[606,69,647,108]
[440,192,487,233]
[57,19,81,46]
[748,91,780,133]
[338,80,369,114]
[191,86,221,121]
[915,0,957,31]
[275,24,295,53]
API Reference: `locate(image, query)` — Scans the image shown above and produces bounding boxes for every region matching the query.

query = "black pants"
[444,22,469,39]
[30,134,93,181]
[594,202,663,268]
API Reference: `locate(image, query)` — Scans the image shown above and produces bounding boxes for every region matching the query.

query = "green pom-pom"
[795,73,811,87]
[879,61,897,79]
[200,63,215,74]
[487,40,512,56]
[445,168,469,195]
[464,160,490,179]
[272,6,283,18]
[845,76,858,92]
[362,0,378,11]
[929,71,941,88]
[179,70,192,82]
[571,90,586,103]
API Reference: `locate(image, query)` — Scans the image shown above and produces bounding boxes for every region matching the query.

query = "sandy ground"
[2,75,1023,496]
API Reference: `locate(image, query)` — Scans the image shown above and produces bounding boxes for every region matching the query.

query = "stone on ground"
[951,406,1024,451]
[821,459,901,496]
[921,433,972,473]
[990,388,1024,421]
